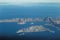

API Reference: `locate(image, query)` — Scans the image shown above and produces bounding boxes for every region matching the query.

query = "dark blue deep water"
[0,3,60,40]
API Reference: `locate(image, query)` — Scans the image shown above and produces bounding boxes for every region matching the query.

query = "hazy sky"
[0,0,60,5]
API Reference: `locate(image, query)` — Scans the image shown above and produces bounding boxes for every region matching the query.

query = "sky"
[0,0,60,5]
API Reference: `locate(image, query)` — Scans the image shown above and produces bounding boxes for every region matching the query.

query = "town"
[0,17,60,25]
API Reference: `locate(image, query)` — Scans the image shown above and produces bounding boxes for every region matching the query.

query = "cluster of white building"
[0,17,60,24]
[0,18,43,24]
[16,25,55,35]
[17,25,54,33]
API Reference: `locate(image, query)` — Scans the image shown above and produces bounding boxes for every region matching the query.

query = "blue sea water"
[0,22,60,39]
[0,3,60,19]
[0,3,60,40]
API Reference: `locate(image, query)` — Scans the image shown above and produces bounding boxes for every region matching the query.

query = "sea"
[0,3,60,40]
